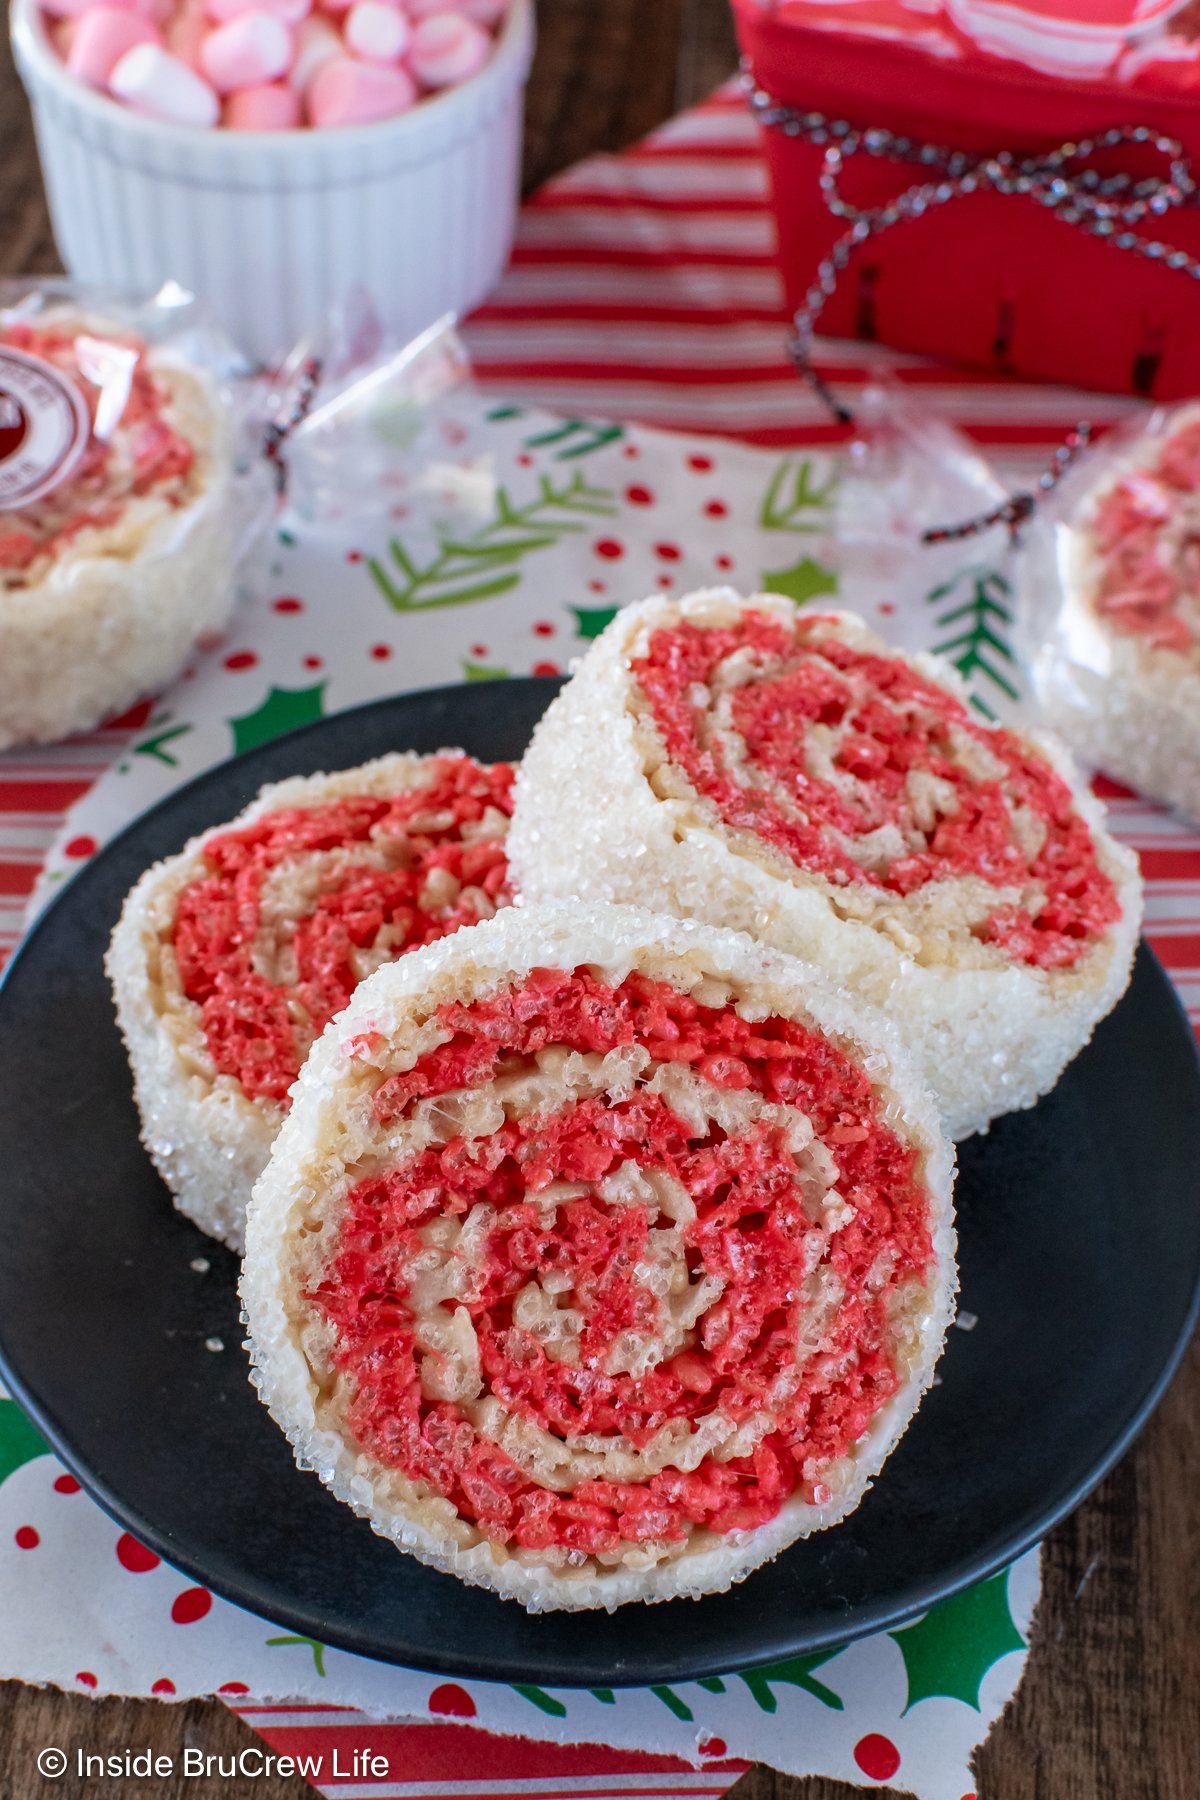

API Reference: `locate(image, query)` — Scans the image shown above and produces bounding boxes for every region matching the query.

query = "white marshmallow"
[109,40,220,123]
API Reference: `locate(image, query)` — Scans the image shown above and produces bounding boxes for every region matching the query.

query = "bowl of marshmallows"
[12,0,534,362]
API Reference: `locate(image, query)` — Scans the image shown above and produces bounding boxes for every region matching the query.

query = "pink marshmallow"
[344,0,410,62]
[206,0,310,26]
[407,10,489,86]
[308,54,416,125]
[409,0,506,18]
[67,5,160,86]
[165,5,209,66]
[224,77,301,124]
[288,13,340,88]
[200,11,292,91]
[109,41,220,123]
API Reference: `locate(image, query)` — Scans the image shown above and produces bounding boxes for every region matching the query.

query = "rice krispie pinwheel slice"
[1019,405,1200,826]
[107,751,514,1251]
[242,902,956,1612]
[0,308,238,749]
[509,590,1142,1140]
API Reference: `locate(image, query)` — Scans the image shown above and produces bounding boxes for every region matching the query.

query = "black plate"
[1,678,1198,1688]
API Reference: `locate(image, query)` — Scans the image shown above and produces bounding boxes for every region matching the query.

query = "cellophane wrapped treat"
[1016,403,1200,826]
[0,280,267,750]
[509,589,1142,1140]
[241,902,956,1610]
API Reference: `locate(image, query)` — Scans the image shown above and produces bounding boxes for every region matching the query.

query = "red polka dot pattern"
[533,621,555,637]
[224,651,258,672]
[54,1474,80,1495]
[76,1672,97,1689]
[705,500,728,518]
[688,454,713,472]
[370,644,392,660]
[532,660,561,677]
[219,1682,250,1696]
[152,1678,176,1695]
[594,538,625,560]
[171,1587,213,1625]
[273,597,303,614]
[625,485,654,505]
[654,542,681,561]
[428,1683,476,1718]
[116,1534,161,1574]
[14,1526,38,1550]
[854,1735,901,1782]
[64,836,96,859]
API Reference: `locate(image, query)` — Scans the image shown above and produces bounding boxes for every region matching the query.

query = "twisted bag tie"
[745,70,1200,536]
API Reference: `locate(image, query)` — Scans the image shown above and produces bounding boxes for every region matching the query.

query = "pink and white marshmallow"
[307,53,415,125]
[223,77,300,123]
[287,12,340,88]
[200,10,291,91]
[343,0,409,62]
[67,4,158,86]
[109,40,220,123]
[407,10,489,85]
[206,0,310,28]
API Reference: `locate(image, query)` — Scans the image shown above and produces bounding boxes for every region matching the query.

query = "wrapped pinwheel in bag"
[1016,402,1200,825]
[0,279,268,750]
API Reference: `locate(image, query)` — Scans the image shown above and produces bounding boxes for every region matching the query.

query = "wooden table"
[0,3,1196,1795]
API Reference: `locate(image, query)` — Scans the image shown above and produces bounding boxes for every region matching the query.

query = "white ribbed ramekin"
[11,0,534,365]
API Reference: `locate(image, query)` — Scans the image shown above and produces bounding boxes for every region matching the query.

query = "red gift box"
[733,0,1200,398]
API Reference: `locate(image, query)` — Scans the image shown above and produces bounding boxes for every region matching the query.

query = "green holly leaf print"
[265,1635,327,1677]
[462,661,511,682]
[571,604,619,640]
[522,419,626,461]
[762,556,839,606]
[890,1569,1026,1713]
[736,1648,846,1713]
[230,683,327,755]
[0,1399,49,1486]
[133,720,193,768]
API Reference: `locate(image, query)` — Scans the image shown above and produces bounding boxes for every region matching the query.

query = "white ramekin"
[11,0,534,366]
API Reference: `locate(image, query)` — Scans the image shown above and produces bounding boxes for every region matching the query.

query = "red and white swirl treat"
[510,590,1141,1140]
[242,903,956,1609]
[0,306,236,749]
[1020,405,1200,827]
[108,751,514,1249]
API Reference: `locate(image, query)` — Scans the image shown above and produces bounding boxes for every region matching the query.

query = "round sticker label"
[0,346,91,509]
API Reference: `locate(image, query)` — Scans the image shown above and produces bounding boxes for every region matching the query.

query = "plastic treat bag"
[1015,402,1200,824]
[0,278,272,752]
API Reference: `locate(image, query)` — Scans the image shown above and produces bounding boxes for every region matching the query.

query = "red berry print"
[471,644,488,658]
[517,453,534,467]
[370,644,393,661]
[715,554,733,571]
[76,1672,97,1689]
[587,580,607,595]
[704,500,728,518]
[171,1587,212,1625]
[594,538,625,561]
[303,655,323,671]
[428,1683,476,1718]
[533,661,560,677]
[272,597,303,614]
[117,1534,161,1574]
[854,1735,901,1782]
[14,1527,38,1550]
[657,574,674,588]
[533,621,556,637]
[54,1474,80,1495]
[699,1737,727,1759]
[625,485,655,506]
[223,650,258,672]
[346,550,363,564]
[654,542,681,562]
[219,1683,250,1696]
[64,836,96,859]
[622,443,640,459]
[687,454,713,472]
[152,1679,176,1696]
[879,602,895,616]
